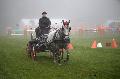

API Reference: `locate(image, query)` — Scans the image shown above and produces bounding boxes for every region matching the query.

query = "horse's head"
[62,20,71,36]
[50,20,71,43]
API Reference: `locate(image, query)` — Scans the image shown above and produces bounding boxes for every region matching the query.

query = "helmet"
[42,11,47,15]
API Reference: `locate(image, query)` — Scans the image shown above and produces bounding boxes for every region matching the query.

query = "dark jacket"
[39,17,51,29]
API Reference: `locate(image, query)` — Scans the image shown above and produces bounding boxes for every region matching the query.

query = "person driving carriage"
[35,11,51,38]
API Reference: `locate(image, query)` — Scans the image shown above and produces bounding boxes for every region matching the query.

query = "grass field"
[0,32,120,79]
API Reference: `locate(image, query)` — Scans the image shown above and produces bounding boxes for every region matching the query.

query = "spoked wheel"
[26,43,36,60]
[31,46,36,60]
[26,43,32,57]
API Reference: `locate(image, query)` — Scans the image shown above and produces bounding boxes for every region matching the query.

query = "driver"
[36,11,51,38]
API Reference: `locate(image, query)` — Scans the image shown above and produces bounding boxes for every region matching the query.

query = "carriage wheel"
[26,43,31,57]
[31,46,36,60]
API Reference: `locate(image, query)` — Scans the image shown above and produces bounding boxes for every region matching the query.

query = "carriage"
[26,20,71,64]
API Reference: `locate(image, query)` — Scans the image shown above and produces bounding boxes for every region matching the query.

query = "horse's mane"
[53,27,63,41]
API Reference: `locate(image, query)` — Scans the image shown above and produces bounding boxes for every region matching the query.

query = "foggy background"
[0,0,120,31]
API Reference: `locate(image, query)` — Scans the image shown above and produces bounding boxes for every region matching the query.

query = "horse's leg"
[53,49,61,64]
[49,50,53,58]
[63,49,70,62]
[53,52,55,63]
[57,49,62,65]
[52,43,61,65]
[59,49,64,60]
[53,52,57,63]
[66,49,70,61]
[58,52,61,64]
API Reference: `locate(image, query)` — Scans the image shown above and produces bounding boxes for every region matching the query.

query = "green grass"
[0,32,120,79]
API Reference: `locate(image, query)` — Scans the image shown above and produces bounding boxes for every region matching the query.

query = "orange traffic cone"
[67,43,73,49]
[112,38,118,48]
[91,40,97,48]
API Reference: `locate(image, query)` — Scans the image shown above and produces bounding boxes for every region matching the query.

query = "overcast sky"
[0,0,120,28]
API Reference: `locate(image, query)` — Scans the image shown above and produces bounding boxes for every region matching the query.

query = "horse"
[26,20,71,64]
